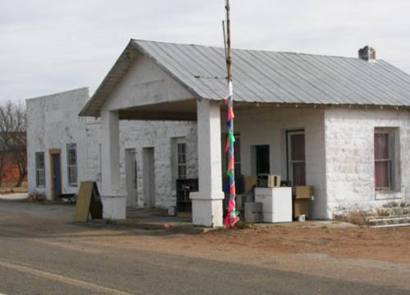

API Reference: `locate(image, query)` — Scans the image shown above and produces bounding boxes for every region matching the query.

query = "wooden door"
[287,131,306,186]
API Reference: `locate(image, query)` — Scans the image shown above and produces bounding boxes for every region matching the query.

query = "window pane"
[375,161,390,189]
[374,133,388,159]
[177,143,185,154]
[35,153,45,186]
[36,152,45,168]
[178,154,186,164]
[67,144,77,186]
[178,166,186,179]
[69,150,76,165]
[69,167,77,184]
[293,162,306,186]
[291,134,305,161]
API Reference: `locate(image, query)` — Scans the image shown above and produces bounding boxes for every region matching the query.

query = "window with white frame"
[66,143,78,186]
[35,152,45,187]
[374,128,400,192]
[177,141,187,179]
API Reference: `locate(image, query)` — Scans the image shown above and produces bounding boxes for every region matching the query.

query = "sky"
[1,0,410,103]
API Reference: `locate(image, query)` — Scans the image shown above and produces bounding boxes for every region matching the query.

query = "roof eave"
[79,39,204,118]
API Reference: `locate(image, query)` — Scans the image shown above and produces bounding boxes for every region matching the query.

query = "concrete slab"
[0,193,28,201]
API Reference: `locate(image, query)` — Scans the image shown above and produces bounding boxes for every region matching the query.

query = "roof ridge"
[131,39,369,61]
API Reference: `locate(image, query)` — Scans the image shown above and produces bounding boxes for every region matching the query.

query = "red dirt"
[185,223,410,264]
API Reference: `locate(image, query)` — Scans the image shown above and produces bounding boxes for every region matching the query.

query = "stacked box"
[244,202,263,223]
[293,186,314,218]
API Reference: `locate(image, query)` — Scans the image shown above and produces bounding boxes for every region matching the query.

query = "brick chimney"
[358,45,376,62]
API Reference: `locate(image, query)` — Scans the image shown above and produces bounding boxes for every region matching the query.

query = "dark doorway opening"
[255,145,270,176]
[50,152,62,200]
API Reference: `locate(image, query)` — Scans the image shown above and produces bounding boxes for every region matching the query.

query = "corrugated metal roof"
[80,39,410,117]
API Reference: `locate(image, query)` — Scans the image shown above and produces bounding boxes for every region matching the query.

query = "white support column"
[100,110,126,220]
[190,99,224,227]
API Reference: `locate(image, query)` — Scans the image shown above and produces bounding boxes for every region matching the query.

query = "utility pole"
[225,0,232,83]
[223,0,239,228]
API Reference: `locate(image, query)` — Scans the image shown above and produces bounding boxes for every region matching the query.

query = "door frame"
[49,149,63,200]
[125,148,138,208]
[286,129,306,185]
[252,144,270,176]
[142,147,155,208]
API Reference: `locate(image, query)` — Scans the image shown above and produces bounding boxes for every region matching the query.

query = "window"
[287,131,306,186]
[66,143,78,186]
[374,129,399,191]
[35,152,45,187]
[177,142,187,179]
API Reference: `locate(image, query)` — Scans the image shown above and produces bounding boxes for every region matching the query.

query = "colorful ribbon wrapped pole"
[224,81,240,228]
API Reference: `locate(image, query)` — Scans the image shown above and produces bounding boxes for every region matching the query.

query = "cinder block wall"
[325,108,410,217]
[118,120,197,208]
[85,119,198,209]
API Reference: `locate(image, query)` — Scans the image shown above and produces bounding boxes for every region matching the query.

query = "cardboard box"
[257,175,281,188]
[267,175,281,188]
[294,186,314,200]
[294,199,310,218]
[244,176,257,193]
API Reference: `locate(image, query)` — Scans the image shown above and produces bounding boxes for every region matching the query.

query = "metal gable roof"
[80,39,410,117]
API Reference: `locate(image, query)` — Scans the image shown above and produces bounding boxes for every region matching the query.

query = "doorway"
[125,148,138,208]
[142,147,155,208]
[287,130,306,186]
[254,145,270,176]
[50,150,62,200]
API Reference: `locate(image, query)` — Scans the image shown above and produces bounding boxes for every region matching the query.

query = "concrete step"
[377,202,410,217]
[367,215,410,227]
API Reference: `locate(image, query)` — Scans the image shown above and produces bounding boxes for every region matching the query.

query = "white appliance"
[255,187,292,223]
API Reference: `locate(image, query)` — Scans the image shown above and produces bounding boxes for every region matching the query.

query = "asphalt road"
[0,201,408,295]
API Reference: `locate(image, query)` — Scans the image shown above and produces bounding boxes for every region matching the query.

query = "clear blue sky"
[1,0,410,103]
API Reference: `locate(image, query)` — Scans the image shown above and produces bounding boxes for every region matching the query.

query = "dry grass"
[334,210,370,226]
[27,192,46,202]
[0,182,28,194]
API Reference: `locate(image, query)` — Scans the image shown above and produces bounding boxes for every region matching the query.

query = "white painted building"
[27,88,197,216]
[27,40,410,227]
[27,88,90,199]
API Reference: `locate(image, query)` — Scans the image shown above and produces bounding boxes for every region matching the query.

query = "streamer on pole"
[223,0,239,228]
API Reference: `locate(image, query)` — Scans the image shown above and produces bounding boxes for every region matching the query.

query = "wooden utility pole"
[223,0,239,228]
[225,0,232,82]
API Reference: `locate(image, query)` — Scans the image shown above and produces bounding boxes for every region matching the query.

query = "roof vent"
[358,46,376,62]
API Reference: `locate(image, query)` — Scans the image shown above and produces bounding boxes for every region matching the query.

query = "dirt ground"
[188,223,410,264]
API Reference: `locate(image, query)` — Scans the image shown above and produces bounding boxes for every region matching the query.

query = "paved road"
[0,201,408,295]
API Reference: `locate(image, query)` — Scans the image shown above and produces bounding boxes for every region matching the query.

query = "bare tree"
[0,101,27,187]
